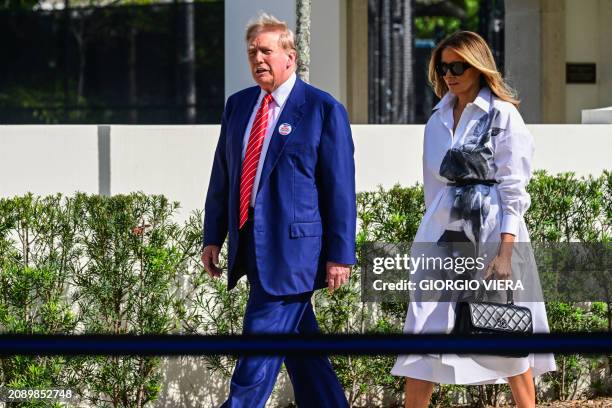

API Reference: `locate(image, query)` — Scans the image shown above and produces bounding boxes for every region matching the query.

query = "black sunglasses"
[436,61,472,76]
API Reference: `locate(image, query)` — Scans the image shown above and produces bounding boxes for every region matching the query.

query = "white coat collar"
[433,86,492,113]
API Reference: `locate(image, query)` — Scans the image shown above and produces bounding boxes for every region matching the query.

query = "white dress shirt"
[422,86,534,236]
[241,72,297,206]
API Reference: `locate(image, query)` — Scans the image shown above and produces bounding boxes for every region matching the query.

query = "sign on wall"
[566,63,597,84]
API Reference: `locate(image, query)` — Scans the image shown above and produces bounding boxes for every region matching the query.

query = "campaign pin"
[278,123,292,135]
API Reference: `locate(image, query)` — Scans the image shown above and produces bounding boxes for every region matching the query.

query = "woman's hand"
[484,253,512,280]
[484,233,515,280]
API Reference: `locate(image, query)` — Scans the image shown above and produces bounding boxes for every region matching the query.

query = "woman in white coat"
[391,31,556,407]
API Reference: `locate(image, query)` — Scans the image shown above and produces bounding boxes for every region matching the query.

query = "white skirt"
[391,300,556,384]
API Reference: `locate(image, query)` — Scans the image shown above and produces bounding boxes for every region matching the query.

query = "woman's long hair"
[428,31,520,107]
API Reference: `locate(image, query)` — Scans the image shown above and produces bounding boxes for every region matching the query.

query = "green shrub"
[0,170,609,407]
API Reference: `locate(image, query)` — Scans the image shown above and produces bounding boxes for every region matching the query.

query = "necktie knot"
[262,93,273,106]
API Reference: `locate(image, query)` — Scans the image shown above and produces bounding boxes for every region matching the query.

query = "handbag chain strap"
[474,274,515,304]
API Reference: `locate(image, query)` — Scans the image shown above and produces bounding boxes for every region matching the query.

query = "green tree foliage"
[414,0,481,40]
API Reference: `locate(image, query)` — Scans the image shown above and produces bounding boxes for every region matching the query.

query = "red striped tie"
[239,93,273,229]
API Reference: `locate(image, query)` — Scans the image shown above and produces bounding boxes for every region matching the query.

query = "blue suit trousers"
[221,219,348,408]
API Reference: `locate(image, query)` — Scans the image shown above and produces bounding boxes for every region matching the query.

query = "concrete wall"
[597,0,612,112]
[109,125,218,219]
[155,357,295,407]
[1,124,610,220]
[540,0,566,124]
[565,0,612,123]
[565,0,600,124]
[310,0,347,103]
[0,126,100,196]
[506,0,612,124]
[504,0,542,124]
[582,107,612,124]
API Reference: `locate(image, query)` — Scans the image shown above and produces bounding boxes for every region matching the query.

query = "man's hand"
[201,245,222,278]
[326,261,351,293]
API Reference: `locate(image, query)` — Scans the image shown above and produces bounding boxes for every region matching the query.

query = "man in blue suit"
[201,13,356,408]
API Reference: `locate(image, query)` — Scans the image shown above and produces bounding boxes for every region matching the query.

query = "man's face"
[248,30,296,93]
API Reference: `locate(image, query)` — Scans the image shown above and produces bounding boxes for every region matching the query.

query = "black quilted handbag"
[453,284,533,357]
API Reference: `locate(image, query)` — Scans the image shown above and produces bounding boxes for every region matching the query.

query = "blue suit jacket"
[203,78,356,296]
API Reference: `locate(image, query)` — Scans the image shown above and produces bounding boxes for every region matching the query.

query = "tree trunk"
[369,0,415,123]
[182,0,197,123]
[368,0,380,123]
[175,0,197,123]
[380,0,391,124]
[70,14,88,122]
[128,25,138,124]
[296,0,311,83]
[63,0,70,122]
[76,28,86,107]
[561,356,566,400]
[401,0,415,123]
[391,1,401,122]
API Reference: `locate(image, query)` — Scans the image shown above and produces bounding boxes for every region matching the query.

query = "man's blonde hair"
[245,12,296,53]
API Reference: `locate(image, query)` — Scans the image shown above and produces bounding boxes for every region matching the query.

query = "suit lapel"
[257,78,306,194]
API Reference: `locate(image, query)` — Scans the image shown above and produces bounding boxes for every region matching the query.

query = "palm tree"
[369,0,414,123]
[296,0,311,83]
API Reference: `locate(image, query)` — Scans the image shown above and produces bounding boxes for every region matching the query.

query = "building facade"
[225,0,612,124]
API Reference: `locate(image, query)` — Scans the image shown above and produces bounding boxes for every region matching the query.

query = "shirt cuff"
[501,213,520,236]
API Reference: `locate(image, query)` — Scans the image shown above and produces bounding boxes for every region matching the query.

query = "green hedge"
[0,170,609,407]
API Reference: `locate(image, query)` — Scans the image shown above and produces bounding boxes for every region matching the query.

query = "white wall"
[598,0,612,112]
[565,0,600,124]
[565,0,612,123]
[109,125,218,219]
[1,124,610,221]
[504,0,542,124]
[310,0,347,103]
[0,126,99,197]
[456,0,612,124]
[527,124,612,175]
[354,124,612,189]
[353,125,425,188]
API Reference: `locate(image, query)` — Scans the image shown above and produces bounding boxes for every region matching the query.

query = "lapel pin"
[278,123,292,136]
